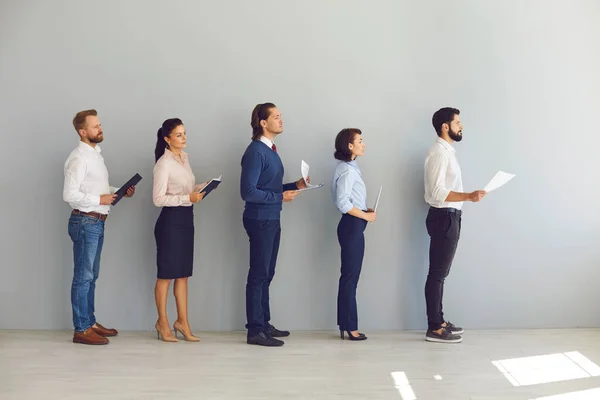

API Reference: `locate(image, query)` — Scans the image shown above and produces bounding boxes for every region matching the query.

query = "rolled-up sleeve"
[425,153,451,203]
[335,170,354,214]
[63,157,101,207]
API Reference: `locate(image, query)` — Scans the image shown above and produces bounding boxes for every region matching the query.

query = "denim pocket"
[68,220,80,241]
[83,216,101,225]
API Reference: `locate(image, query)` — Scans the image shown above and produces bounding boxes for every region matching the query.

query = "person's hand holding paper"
[296,162,310,189]
[299,160,324,191]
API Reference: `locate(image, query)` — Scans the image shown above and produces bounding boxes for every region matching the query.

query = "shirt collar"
[79,141,101,153]
[345,159,362,175]
[436,137,455,153]
[165,148,188,160]
[259,136,274,149]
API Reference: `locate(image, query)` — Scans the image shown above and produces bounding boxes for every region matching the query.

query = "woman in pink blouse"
[152,118,207,342]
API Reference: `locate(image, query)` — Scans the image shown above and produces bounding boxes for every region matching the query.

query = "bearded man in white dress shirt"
[423,107,486,343]
[63,109,135,345]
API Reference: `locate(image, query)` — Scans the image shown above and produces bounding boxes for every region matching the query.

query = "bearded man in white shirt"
[63,109,135,345]
[423,107,486,343]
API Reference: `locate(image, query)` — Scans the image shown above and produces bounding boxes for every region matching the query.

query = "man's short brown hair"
[73,109,97,133]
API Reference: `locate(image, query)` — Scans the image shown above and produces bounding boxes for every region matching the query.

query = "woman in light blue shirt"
[331,128,376,341]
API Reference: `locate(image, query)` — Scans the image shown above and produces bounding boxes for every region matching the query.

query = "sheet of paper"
[300,160,324,191]
[484,170,515,192]
[373,186,382,212]
[301,160,310,182]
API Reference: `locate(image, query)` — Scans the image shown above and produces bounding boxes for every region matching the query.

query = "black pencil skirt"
[154,206,194,279]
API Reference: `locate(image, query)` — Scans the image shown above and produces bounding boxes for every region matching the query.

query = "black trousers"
[337,213,368,332]
[243,217,281,336]
[425,207,462,331]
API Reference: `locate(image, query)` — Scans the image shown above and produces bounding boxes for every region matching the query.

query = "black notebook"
[111,173,142,206]
[198,175,222,198]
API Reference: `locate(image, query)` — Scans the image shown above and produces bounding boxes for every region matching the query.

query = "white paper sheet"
[299,160,324,191]
[484,171,515,192]
[374,186,382,212]
[301,160,310,182]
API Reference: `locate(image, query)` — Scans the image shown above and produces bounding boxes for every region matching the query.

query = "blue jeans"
[68,213,105,332]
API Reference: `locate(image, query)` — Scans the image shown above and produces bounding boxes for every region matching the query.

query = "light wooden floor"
[2,329,600,399]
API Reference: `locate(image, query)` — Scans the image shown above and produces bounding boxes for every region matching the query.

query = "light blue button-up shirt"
[332,160,367,214]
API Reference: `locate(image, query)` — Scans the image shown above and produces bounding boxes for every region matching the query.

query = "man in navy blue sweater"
[240,102,307,346]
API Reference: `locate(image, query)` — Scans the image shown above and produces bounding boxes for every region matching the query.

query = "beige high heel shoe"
[173,321,200,342]
[155,321,178,342]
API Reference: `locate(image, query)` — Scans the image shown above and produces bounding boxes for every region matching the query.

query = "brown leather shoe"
[73,327,109,345]
[92,323,118,337]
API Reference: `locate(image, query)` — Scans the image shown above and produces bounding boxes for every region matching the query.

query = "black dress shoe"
[340,330,367,341]
[247,332,284,347]
[265,324,290,338]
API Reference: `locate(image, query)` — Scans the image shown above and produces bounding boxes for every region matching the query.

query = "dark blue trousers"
[337,213,368,332]
[243,218,281,336]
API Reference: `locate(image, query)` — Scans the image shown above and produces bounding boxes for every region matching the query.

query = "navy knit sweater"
[240,140,297,220]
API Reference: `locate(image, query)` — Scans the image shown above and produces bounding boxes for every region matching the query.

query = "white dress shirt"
[260,136,274,149]
[63,142,117,215]
[424,137,464,210]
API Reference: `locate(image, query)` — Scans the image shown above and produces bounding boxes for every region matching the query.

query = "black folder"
[111,173,142,206]
[198,175,222,198]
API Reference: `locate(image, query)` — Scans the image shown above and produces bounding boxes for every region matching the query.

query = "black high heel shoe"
[340,330,367,341]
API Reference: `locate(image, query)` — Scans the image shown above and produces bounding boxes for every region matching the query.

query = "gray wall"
[1,0,599,331]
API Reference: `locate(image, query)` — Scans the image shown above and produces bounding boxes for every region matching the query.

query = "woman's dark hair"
[250,102,276,141]
[334,128,362,161]
[155,118,183,162]
[432,107,460,136]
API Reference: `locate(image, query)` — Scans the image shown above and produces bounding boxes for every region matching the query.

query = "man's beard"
[89,133,104,144]
[449,128,462,142]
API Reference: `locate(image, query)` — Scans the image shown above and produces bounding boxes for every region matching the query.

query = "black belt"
[429,207,462,216]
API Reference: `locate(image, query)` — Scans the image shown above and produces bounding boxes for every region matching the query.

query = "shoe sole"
[73,338,109,345]
[425,336,462,343]
[247,341,284,347]
[449,329,464,335]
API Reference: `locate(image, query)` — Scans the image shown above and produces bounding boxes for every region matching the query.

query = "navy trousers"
[243,218,281,336]
[337,213,368,332]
